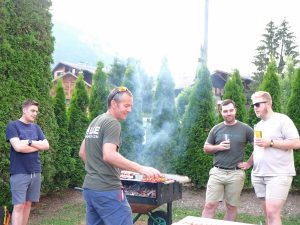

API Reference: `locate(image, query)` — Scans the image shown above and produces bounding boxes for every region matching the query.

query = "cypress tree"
[145,59,179,172]
[287,68,300,188]
[108,57,126,87]
[121,62,144,161]
[176,86,192,121]
[0,0,57,204]
[52,79,74,188]
[222,69,247,122]
[177,63,216,187]
[89,61,109,121]
[259,58,281,112]
[67,73,89,186]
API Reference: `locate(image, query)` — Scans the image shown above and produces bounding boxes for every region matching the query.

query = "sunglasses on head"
[251,101,267,107]
[110,86,128,100]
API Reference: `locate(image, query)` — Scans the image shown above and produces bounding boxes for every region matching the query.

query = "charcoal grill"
[121,179,182,225]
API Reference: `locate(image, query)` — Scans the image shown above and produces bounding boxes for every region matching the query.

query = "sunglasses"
[251,101,267,107]
[110,86,129,100]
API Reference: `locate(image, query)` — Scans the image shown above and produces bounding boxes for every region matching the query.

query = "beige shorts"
[205,167,245,206]
[251,175,293,200]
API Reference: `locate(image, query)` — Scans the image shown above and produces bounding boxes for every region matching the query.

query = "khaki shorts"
[205,167,245,207]
[251,175,293,200]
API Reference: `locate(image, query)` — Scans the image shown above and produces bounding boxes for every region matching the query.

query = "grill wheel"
[147,210,168,225]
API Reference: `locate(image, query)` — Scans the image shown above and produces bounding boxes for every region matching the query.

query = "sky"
[50,0,300,87]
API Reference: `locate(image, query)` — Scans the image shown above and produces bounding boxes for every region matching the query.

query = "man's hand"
[139,166,161,179]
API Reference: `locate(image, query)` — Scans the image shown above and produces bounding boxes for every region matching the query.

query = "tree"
[140,72,154,115]
[176,86,192,120]
[89,61,109,121]
[121,62,144,161]
[286,68,300,189]
[177,63,216,186]
[67,73,89,186]
[0,0,58,205]
[251,20,299,91]
[222,69,247,122]
[108,57,126,87]
[144,59,179,172]
[277,19,299,75]
[52,79,74,188]
[259,59,281,113]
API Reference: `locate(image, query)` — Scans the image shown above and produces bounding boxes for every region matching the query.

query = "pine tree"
[259,59,281,112]
[144,59,179,172]
[222,69,247,122]
[177,63,216,186]
[286,68,300,188]
[89,61,109,121]
[277,19,299,75]
[67,73,89,186]
[121,62,144,161]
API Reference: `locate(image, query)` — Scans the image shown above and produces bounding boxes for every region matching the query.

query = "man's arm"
[238,153,254,170]
[79,139,86,163]
[203,141,229,154]
[255,138,300,150]
[102,143,161,178]
[9,138,49,153]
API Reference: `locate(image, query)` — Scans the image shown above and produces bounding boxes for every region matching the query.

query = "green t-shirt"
[83,113,122,191]
[206,121,254,168]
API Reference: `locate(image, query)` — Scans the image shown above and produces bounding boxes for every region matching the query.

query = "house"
[51,61,96,105]
[175,70,252,104]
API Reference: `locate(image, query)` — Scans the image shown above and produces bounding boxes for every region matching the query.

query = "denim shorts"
[83,188,133,225]
[10,173,41,205]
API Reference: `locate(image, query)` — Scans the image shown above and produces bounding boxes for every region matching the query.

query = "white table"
[172,216,256,225]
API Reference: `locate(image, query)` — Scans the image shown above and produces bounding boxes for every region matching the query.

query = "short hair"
[22,99,39,109]
[107,87,132,108]
[251,91,272,103]
[221,99,236,108]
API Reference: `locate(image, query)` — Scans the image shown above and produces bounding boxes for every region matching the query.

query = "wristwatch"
[270,139,274,147]
[28,139,32,146]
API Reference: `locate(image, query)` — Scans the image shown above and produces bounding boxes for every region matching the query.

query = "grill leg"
[132,213,142,224]
[167,202,172,225]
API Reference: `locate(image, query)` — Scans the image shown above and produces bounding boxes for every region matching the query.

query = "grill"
[121,175,183,225]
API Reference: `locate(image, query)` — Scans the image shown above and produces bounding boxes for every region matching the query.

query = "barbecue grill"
[121,177,183,225]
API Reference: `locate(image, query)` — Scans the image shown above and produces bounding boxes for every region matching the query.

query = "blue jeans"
[83,189,133,225]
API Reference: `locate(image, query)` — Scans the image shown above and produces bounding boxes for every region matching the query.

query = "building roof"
[52,61,97,74]
[52,72,92,87]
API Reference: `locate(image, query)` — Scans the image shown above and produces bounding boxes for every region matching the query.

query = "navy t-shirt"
[6,120,46,175]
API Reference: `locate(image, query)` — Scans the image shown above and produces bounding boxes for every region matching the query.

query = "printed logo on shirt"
[85,126,100,139]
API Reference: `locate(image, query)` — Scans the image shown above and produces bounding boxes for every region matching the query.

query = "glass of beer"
[254,125,262,138]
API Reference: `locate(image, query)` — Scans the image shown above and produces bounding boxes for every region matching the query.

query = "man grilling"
[201,99,254,221]
[79,87,161,225]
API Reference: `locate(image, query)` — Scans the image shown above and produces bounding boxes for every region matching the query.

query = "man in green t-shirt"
[79,87,161,225]
[201,99,253,222]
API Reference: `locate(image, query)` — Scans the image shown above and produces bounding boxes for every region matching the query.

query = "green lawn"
[28,201,300,225]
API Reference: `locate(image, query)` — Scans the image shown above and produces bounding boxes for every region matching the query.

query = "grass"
[28,202,300,225]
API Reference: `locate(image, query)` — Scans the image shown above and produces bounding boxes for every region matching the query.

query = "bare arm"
[10,138,49,153]
[103,143,161,178]
[255,138,300,150]
[238,153,254,170]
[203,141,229,154]
[79,139,86,163]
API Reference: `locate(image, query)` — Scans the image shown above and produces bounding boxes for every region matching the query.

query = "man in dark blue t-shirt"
[6,99,49,225]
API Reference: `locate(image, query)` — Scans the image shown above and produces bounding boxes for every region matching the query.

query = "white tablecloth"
[172,216,256,225]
